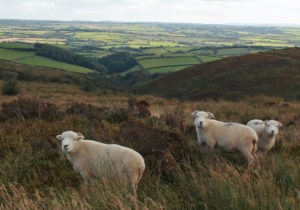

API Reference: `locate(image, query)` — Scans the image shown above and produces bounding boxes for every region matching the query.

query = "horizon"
[1,18,300,28]
[0,0,300,26]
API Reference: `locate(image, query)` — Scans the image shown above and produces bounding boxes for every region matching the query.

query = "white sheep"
[192,111,258,166]
[56,131,145,190]
[247,119,282,155]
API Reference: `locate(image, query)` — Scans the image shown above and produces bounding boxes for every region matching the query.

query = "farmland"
[17,56,94,73]
[0,20,299,74]
[0,46,94,73]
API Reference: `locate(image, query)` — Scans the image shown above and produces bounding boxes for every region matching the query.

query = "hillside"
[0,88,299,208]
[0,60,117,90]
[137,48,300,100]
[0,47,95,74]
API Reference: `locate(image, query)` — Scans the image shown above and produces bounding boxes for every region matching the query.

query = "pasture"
[0,48,35,60]
[0,48,94,73]
[17,56,94,73]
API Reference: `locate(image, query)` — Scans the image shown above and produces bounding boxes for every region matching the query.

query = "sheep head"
[263,120,282,136]
[56,131,84,153]
[192,110,215,128]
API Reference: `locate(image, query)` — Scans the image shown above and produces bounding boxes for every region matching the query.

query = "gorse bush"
[1,78,20,95]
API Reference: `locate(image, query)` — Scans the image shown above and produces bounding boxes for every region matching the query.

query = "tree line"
[34,43,137,74]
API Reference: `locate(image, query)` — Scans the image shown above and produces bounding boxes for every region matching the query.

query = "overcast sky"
[0,0,300,25]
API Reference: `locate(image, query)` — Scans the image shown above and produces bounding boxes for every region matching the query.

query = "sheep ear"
[277,121,282,127]
[191,110,199,118]
[207,112,215,119]
[76,133,84,141]
[56,135,63,141]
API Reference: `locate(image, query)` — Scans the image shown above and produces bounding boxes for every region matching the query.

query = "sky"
[0,0,300,25]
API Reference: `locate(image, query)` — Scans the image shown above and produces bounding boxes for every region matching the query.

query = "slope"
[136,48,300,100]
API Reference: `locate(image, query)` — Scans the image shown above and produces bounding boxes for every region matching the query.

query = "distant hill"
[136,48,300,100]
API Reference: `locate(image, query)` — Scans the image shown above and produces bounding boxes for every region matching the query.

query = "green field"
[138,56,200,70]
[0,42,33,49]
[217,48,249,56]
[197,55,221,63]
[0,48,35,60]
[0,48,94,73]
[17,56,94,73]
[148,65,192,74]
[118,65,141,76]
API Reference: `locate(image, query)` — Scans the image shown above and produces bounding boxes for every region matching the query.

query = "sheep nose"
[271,130,274,135]
[199,121,203,126]
[64,145,68,150]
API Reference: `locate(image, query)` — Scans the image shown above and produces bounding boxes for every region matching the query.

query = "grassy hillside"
[0,47,95,73]
[137,48,300,100]
[17,56,94,73]
[0,85,299,208]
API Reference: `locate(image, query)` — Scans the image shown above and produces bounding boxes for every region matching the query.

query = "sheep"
[247,119,282,155]
[56,131,145,190]
[192,110,258,166]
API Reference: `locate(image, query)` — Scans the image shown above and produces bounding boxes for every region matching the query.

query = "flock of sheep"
[56,110,282,191]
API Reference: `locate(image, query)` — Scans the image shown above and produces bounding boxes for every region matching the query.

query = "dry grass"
[0,80,300,209]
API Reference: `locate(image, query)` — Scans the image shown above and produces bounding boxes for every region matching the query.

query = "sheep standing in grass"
[192,111,258,166]
[56,131,145,190]
[247,119,282,155]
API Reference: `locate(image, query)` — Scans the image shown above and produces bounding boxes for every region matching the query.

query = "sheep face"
[192,110,215,128]
[264,120,282,136]
[56,131,84,153]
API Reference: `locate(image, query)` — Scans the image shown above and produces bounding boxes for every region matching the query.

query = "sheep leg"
[206,138,217,150]
[196,128,204,145]
[80,172,90,185]
[253,153,261,170]
[83,179,89,185]
[257,150,266,158]
[240,149,254,167]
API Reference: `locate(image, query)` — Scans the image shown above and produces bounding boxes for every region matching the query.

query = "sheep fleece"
[67,140,145,187]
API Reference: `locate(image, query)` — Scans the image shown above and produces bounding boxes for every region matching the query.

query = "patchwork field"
[2,20,298,75]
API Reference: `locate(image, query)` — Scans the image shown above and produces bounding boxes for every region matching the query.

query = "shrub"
[80,82,95,92]
[1,78,20,95]
[105,107,129,123]
[17,71,35,81]
[128,98,151,118]
[1,98,61,120]
[66,103,109,121]
[120,120,187,177]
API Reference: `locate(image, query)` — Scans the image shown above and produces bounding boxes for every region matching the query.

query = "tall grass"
[0,95,299,209]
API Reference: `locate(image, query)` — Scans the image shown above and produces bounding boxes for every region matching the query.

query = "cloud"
[0,0,299,25]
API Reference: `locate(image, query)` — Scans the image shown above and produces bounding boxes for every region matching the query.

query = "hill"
[136,48,300,100]
[0,60,116,90]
